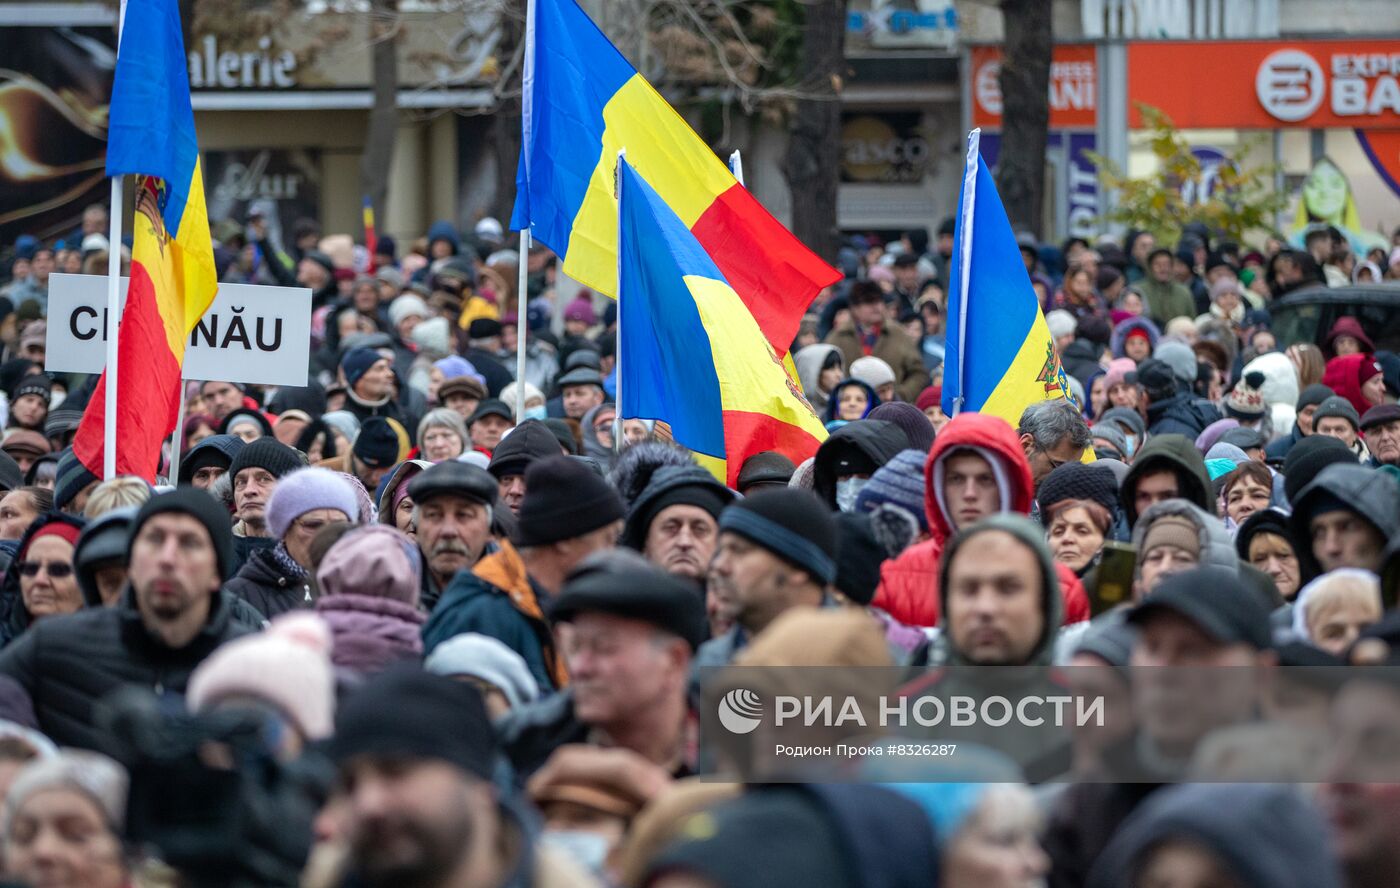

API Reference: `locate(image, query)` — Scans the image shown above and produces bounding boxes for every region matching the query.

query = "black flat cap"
[468,399,514,426]
[1127,567,1271,650]
[407,460,497,507]
[548,550,707,650]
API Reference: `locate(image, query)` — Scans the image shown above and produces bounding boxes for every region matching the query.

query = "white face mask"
[835,477,868,513]
[541,830,610,873]
[522,405,547,421]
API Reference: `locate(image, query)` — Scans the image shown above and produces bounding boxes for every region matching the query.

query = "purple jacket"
[316,593,425,675]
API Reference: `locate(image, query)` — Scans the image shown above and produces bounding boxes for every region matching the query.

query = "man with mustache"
[405,460,498,612]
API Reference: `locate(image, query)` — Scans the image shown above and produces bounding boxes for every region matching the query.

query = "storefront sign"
[970,45,1098,130]
[1129,40,1400,129]
[847,0,958,51]
[45,274,312,386]
[979,132,1100,241]
[203,149,322,249]
[841,113,932,184]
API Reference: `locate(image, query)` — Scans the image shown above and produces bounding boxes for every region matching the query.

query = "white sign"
[1256,49,1325,122]
[45,274,312,387]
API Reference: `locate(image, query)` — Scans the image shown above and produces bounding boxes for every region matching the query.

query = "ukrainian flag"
[511,0,838,353]
[616,159,826,486]
[943,130,1075,427]
[73,0,217,480]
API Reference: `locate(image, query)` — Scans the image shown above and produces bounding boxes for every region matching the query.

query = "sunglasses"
[18,561,73,578]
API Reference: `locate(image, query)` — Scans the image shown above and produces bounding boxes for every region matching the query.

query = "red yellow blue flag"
[616,159,826,486]
[943,130,1076,429]
[510,0,838,353]
[73,0,217,480]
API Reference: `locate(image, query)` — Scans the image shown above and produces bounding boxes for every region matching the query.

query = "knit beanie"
[228,437,303,483]
[1090,423,1129,459]
[423,633,540,708]
[5,751,127,832]
[916,386,942,413]
[1224,371,1268,420]
[178,434,245,485]
[1140,514,1202,560]
[353,417,406,469]
[833,512,883,606]
[265,467,360,540]
[1312,395,1360,431]
[1099,407,1147,443]
[868,402,936,453]
[487,420,562,479]
[621,465,733,550]
[340,347,383,389]
[718,489,837,584]
[130,487,236,581]
[1154,341,1199,386]
[11,373,50,404]
[1296,383,1335,413]
[316,524,422,606]
[850,356,896,391]
[329,666,496,780]
[54,450,98,512]
[854,449,928,532]
[187,612,335,740]
[1036,462,1118,516]
[1102,358,1137,391]
[1281,435,1358,505]
[515,456,625,547]
[387,294,429,328]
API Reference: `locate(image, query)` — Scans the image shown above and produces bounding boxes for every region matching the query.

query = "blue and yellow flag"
[74,0,217,480]
[942,130,1074,427]
[616,159,826,486]
[510,0,837,354]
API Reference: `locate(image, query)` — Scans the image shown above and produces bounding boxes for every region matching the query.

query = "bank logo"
[717,688,764,734]
[1256,49,1324,122]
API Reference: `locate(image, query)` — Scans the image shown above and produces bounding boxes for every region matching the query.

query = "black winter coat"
[0,588,256,749]
[1145,390,1217,440]
[223,547,311,621]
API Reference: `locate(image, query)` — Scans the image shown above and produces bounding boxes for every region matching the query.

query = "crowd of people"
[0,205,1394,888]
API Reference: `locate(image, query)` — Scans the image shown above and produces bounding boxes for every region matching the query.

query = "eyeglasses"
[1037,445,1070,471]
[18,561,72,578]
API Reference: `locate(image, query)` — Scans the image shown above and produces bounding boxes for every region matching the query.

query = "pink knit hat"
[1103,358,1138,391]
[315,524,422,607]
[186,613,335,740]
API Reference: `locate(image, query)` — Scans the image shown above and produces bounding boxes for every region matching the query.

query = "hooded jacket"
[0,586,256,749]
[898,514,1073,779]
[0,514,87,647]
[422,538,565,692]
[1145,387,1219,440]
[579,403,615,471]
[1109,316,1160,359]
[1323,315,1374,358]
[822,378,880,425]
[1120,433,1213,526]
[812,420,909,509]
[1087,784,1342,888]
[872,413,1089,628]
[794,344,843,414]
[1131,499,1238,578]
[374,458,431,525]
[1243,352,1299,437]
[1322,353,1380,418]
[1288,463,1400,582]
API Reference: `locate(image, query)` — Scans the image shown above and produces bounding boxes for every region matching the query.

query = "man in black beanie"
[422,455,624,692]
[696,489,837,669]
[621,465,735,583]
[1281,434,1358,505]
[0,489,254,749]
[331,667,550,888]
[227,437,303,540]
[486,420,566,515]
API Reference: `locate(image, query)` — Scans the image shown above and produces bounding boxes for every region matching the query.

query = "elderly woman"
[0,514,86,646]
[416,408,468,463]
[1036,463,1118,577]
[1220,461,1275,528]
[1235,509,1302,601]
[499,381,547,422]
[3,751,128,888]
[1291,569,1382,656]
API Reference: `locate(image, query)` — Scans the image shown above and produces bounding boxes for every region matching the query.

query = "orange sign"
[970,44,1098,130]
[1129,40,1400,129]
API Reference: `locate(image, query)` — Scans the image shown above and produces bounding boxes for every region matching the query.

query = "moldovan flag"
[942,130,1077,428]
[510,0,838,353]
[73,0,218,481]
[616,159,826,486]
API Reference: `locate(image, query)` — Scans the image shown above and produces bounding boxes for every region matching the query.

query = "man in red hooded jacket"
[872,412,1090,628]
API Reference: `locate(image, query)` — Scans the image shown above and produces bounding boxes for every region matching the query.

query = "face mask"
[522,405,547,421]
[541,830,610,873]
[835,477,868,513]
[1124,434,1137,459]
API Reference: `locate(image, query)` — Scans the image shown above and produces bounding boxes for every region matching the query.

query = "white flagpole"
[103,1,129,480]
[167,380,186,483]
[952,129,980,417]
[613,148,626,457]
[515,229,530,420]
[728,150,744,186]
